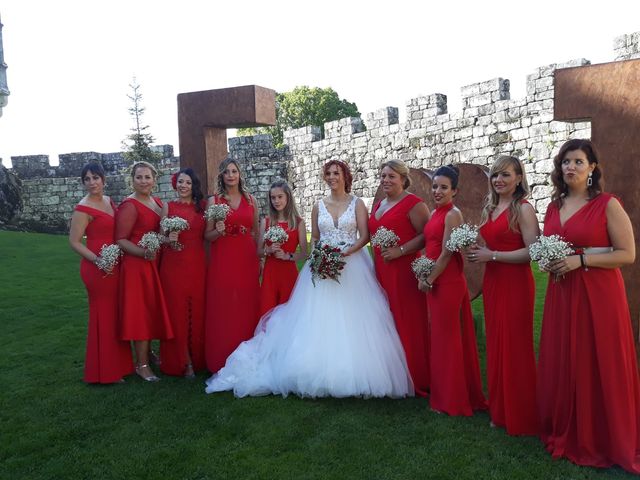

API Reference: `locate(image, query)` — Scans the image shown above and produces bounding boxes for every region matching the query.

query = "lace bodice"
[318,196,358,247]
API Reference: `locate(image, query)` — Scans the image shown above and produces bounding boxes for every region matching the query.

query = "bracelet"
[492,251,497,261]
[580,253,588,271]
[425,280,432,289]
[399,245,405,255]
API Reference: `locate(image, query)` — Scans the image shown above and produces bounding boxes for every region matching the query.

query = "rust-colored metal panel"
[555,59,640,346]
[373,164,489,299]
[177,85,276,194]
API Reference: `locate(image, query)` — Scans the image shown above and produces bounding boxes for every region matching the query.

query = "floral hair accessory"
[171,172,179,190]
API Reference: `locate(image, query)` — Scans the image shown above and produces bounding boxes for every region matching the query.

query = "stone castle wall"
[3,30,639,233]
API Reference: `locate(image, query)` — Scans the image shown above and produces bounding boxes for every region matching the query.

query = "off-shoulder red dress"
[480,202,537,435]
[259,218,300,317]
[115,197,173,341]
[369,193,430,397]
[159,200,207,375]
[424,202,487,415]
[538,193,640,473]
[76,201,133,383]
[205,195,260,372]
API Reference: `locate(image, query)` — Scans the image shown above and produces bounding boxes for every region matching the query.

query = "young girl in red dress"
[421,164,486,416]
[368,160,431,397]
[204,158,260,373]
[258,180,308,317]
[159,168,207,378]
[116,161,173,382]
[537,139,640,473]
[69,162,133,384]
[466,156,539,435]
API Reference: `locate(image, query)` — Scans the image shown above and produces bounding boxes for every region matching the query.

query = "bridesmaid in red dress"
[420,164,487,416]
[159,168,207,378]
[537,139,640,473]
[258,180,308,317]
[204,158,260,373]
[116,161,173,382]
[466,156,539,435]
[69,163,133,384]
[369,160,430,397]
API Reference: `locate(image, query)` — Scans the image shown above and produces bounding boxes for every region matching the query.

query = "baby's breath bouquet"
[529,234,573,280]
[411,255,436,283]
[264,225,289,244]
[371,227,400,249]
[95,243,122,275]
[445,224,479,252]
[160,216,190,250]
[308,241,347,287]
[138,232,164,255]
[204,203,231,223]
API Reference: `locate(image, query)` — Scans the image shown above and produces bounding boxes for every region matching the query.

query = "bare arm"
[467,203,540,264]
[419,208,462,290]
[344,198,370,256]
[380,201,430,261]
[250,195,260,246]
[257,217,267,256]
[204,196,225,242]
[311,203,320,245]
[69,210,98,263]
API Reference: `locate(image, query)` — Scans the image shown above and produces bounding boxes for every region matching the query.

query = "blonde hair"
[216,158,251,202]
[481,156,530,232]
[268,179,300,230]
[130,161,158,179]
[380,159,411,189]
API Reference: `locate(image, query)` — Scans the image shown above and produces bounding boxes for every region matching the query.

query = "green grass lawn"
[0,230,635,480]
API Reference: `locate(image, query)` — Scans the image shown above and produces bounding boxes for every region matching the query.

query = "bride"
[205,160,414,398]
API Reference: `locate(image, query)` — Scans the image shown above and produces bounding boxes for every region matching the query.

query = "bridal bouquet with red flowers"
[160,216,190,250]
[308,241,347,287]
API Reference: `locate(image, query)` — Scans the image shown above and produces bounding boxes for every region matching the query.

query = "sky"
[0,0,639,167]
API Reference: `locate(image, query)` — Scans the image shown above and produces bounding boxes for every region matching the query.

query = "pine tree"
[122,77,162,165]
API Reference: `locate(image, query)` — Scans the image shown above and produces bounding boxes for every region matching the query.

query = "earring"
[587,172,593,187]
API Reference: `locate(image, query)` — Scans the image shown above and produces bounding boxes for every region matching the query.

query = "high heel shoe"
[136,364,160,382]
[183,363,196,379]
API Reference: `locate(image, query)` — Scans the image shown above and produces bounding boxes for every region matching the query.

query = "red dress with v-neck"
[424,202,487,415]
[369,193,430,397]
[159,200,207,375]
[538,193,640,473]
[115,197,173,341]
[205,195,260,372]
[75,201,133,383]
[480,202,537,435]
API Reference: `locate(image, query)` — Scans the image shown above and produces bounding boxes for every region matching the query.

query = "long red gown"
[480,202,537,435]
[76,202,133,383]
[205,195,260,372]
[369,193,430,397]
[259,218,299,317]
[424,201,487,415]
[538,193,640,473]
[115,198,173,341]
[159,201,207,375]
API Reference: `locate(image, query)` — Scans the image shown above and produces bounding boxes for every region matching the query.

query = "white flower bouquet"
[445,224,479,252]
[371,227,400,249]
[411,255,436,283]
[138,232,164,255]
[160,216,190,250]
[204,203,231,223]
[264,225,289,244]
[529,234,573,278]
[95,243,122,275]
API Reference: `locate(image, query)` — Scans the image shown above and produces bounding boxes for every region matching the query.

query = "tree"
[237,86,360,147]
[122,77,162,165]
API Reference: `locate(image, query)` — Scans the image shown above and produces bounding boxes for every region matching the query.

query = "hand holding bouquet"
[411,255,436,283]
[138,232,164,260]
[160,216,190,250]
[529,234,573,280]
[446,224,479,252]
[95,244,122,276]
[308,241,347,287]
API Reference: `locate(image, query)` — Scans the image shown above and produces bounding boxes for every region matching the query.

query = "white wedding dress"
[205,195,414,398]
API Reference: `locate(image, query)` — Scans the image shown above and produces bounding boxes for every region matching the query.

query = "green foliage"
[2,230,636,479]
[122,77,162,165]
[237,86,360,148]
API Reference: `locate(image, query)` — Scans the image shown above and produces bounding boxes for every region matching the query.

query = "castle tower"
[0,13,9,117]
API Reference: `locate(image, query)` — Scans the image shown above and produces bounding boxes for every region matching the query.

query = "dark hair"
[551,139,603,204]
[323,160,353,193]
[176,168,205,213]
[433,164,460,189]
[217,158,251,202]
[80,162,105,183]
